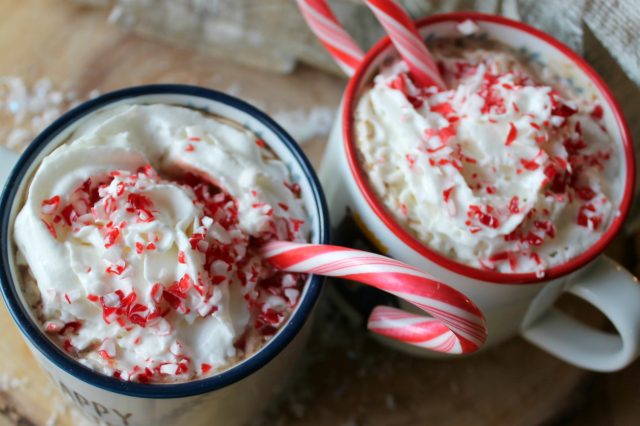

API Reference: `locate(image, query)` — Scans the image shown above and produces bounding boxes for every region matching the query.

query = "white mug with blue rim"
[0,85,329,426]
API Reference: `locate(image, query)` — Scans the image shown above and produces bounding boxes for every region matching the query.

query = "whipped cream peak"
[15,104,308,382]
[356,42,617,274]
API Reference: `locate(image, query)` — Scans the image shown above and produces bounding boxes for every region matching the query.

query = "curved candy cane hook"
[262,241,487,354]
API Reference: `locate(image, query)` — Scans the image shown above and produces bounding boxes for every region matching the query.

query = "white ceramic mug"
[0,85,330,426]
[321,12,640,372]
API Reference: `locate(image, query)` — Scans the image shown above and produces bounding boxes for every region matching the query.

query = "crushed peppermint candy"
[355,37,620,275]
[0,76,99,151]
[0,373,28,391]
[456,19,480,36]
[15,104,309,383]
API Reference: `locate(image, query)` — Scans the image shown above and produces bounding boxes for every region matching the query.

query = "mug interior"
[0,85,329,397]
[343,12,635,285]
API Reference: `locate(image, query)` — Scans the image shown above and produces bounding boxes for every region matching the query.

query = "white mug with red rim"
[320,12,640,372]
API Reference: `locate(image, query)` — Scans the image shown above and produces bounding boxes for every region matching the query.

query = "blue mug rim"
[0,84,330,399]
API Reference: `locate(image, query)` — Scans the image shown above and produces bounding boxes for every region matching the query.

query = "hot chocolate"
[14,104,308,383]
[355,37,618,275]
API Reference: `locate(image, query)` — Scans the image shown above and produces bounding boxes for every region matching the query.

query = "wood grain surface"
[0,1,638,425]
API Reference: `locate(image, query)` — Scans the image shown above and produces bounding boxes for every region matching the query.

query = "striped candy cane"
[261,241,487,354]
[365,0,446,89]
[296,0,365,76]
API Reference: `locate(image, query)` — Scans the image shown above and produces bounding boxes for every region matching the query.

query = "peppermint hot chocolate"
[14,104,308,383]
[355,35,620,275]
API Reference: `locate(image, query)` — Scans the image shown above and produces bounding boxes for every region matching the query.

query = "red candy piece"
[505,122,518,146]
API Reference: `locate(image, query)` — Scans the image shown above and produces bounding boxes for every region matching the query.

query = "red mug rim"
[342,12,636,285]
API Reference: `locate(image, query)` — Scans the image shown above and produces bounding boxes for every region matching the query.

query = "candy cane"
[296,0,365,76]
[365,0,446,89]
[261,241,487,354]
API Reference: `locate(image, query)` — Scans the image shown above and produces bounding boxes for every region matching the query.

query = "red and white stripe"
[368,306,459,353]
[296,0,365,76]
[261,241,487,354]
[365,0,446,90]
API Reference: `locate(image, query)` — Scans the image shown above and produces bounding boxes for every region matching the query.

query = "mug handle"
[521,256,640,372]
[0,146,19,189]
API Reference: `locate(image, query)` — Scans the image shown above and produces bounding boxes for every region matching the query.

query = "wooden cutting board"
[0,1,638,425]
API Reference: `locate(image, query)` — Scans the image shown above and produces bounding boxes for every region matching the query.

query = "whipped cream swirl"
[15,104,308,382]
[355,41,618,274]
